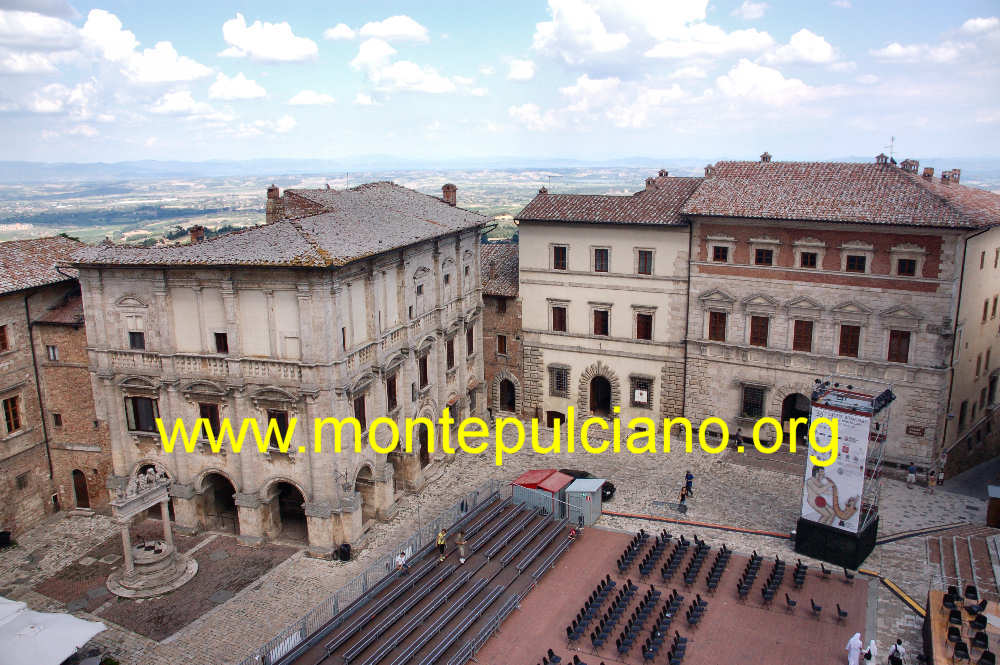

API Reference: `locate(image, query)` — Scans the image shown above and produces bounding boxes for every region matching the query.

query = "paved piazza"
[0,424,989,664]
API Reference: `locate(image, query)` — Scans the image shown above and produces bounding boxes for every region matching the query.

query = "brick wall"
[482,294,524,415]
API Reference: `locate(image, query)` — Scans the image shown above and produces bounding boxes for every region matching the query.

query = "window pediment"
[181,380,226,397]
[412,266,431,280]
[698,289,735,304]
[249,386,296,405]
[116,295,148,308]
[742,294,779,311]
[785,296,823,312]
[880,305,923,321]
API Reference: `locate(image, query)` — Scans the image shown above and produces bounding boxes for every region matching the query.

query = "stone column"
[118,519,134,575]
[235,492,265,546]
[160,498,173,550]
[304,501,335,558]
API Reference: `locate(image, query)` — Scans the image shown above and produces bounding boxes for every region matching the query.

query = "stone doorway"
[781,393,811,441]
[274,482,307,543]
[499,379,516,412]
[590,376,611,416]
[72,469,90,509]
[418,424,431,468]
[355,466,376,524]
[388,451,407,495]
[202,473,238,534]
[546,411,565,428]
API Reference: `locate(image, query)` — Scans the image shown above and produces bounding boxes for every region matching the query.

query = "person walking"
[678,486,688,514]
[685,470,694,497]
[925,466,936,495]
[437,528,447,562]
[457,530,467,564]
[846,632,863,665]
[937,465,945,488]
[887,638,905,664]
[906,462,917,489]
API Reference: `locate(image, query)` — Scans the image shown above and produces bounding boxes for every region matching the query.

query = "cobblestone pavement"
[0,427,987,664]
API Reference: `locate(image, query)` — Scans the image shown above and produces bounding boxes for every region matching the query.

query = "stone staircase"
[926,524,1000,601]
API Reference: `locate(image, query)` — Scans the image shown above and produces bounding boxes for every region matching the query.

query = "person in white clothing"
[846,633,863,665]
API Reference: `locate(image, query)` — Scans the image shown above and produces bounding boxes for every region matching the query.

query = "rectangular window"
[897,258,916,276]
[549,367,569,397]
[0,325,7,352]
[987,348,992,370]
[214,332,229,353]
[464,265,470,277]
[754,248,773,266]
[466,327,474,355]
[353,396,367,432]
[887,330,911,364]
[46,345,58,361]
[129,331,145,350]
[411,382,417,402]
[594,248,609,272]
[2,396,21,433]
[749,316,769,347]
[845,255,867,273]
[992,296,997,319]
[976,354,982,377]
[16,472,28,490]
[497,298,507,314]
[799,252,817,268]
[981,387,988,409]
[984,300,990,323]
[416,284,424,296]
[341,327,347,350]
[267,409,289,440]
[631,377,652,408]
[199,402,220,436]
[496,334,508,355]
[553,245,567,270]
[593,310,609,336]
[708,311,727,342]
[52,412,62,428]
[637,250,653,275]
[444,274,451,285]
[740,386,765,418]
[551,306,567,332]
[959,400,968,430]
[712,246,729,262]
[636,313,653,340]
[125,396,158,432]
[981,251,986,269]
[386,375,397,412]
[419,355,429,388]
[446,338,455,369]
[408,305,414,320]
[792,320,813,352]
[469,389,476,412]
[838,325,861,357]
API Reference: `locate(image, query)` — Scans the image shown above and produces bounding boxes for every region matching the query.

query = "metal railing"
[236,477,507,665]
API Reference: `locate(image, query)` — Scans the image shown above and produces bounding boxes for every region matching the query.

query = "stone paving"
[0,426,989,664]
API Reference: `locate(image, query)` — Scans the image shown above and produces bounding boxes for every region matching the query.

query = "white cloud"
[220,13,318,62]
[323,23,355,40]
[645,24,774,59]
[351,37,455,93]
[234,114,296,137]
[350,38,396,71]
[507,59,535,80]
[0,48,58,73]
[508,102,562,131]
[960,17,999,34]
[1,0,77,19]
[731,1,768,20]
[0,9,79,50]
[532,0,630,64]
[762,28,836,64]
[560,73,620,111]
[856,73,878,85]
[870,42,921,60]
[270,114,296,133]
[870,40,970,63]
[209,72,266,99]
[144,136,157,147]
[150,89,213,115]
[611,85,686,128]
[716,58,822,105]
[288,89,335,105]
[831,0,851,7]
[976,109,1000,124]
[66,124,97,137]
[27,79,96,115]
[354,92,378,105]
[478,65,494,76]
[80,10,212,83]
[669,65,707,79]
[359,15,429,43]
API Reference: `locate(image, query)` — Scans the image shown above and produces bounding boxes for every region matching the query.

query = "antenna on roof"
[884,136,896,160]
[547,174,560,189]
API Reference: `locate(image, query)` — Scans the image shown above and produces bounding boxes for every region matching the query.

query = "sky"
[0,0,998,164]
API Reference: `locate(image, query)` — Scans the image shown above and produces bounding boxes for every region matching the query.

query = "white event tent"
[0,595,106,665]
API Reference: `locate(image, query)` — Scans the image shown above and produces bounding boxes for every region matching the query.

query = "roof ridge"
[284,217,331,266]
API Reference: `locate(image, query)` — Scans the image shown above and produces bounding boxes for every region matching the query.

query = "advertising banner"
[800,404,871,533]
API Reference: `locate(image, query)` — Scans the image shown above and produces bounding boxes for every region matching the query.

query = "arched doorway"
[590,376,611,416]
[138,464,174,521]
[781,393,811,441]
[72,470,90,509]
[355,466,376,524]
[202,473,238,534]
[418,424,431,468]
[387,451,407,495]
[274,482,307,543]
[499,379,516,412]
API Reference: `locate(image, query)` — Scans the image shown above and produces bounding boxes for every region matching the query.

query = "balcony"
[175,354,228,377]
[109,350,162,371]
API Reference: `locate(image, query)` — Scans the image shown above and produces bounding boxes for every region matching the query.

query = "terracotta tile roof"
[681,161,1000,229]
[36,293,84,325]
[515,174,703,226]
[481,242,518,297]
[0,236,83,295]
[74,182,486,268]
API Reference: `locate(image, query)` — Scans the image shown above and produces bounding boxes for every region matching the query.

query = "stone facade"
[75,187,486,555]
[483,294,523,416]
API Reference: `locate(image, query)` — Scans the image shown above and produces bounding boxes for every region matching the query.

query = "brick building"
[681,155,1000,470]
[0,236,91,535]
[516,172,701,426]
[480,242,522,415]
[73,182,486,555]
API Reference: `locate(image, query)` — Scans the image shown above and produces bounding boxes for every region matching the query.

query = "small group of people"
[678,470,695,511]
[395,527,470,576]
[847,634,908,665]
[906,461,945,493]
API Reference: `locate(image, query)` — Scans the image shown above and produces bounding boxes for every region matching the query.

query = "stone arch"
[198,471,239,534]
[72,469,90,509]
[193,467,240,494]
[354,464,377,524]
[115,294,149,308]
[260,477,308,543]
[770,384,814,419]
[577,361,621,415]
[260,476,309,502]
[491,368,522,414]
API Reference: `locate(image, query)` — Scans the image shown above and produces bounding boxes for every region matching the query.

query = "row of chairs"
[686,595,708,628]
[705,545,731,592]
[638,531,672,577]
[682,539,712,587]
[947,627,995,664]
[534,648,562,665]
[570,576,616,635]
[616,530,649,573]
[735,551,763,600]
[583,580,639,650]
[615,587,661,655]
[642,629,687,663]
[759,556,786,604]
[661,537,691,581]
[792,559,808,589]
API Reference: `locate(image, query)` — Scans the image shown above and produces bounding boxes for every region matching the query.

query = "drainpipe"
[25,293,54,482]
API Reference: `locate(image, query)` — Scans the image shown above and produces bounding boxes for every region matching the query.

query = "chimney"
[922,167,934,178]
[645,177,656,190]
[658,169,668,177]
[760,152,772,163]
[189,225,206,244]
[947,168,960,184]
[900,159,919,173]
[265,184,281,224]
[442,183,457,206]
[704,164,715,177]
[875,153,888,166]
[538,186,548,195]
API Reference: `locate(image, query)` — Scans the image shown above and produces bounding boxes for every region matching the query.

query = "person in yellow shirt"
[437,528,447,562]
